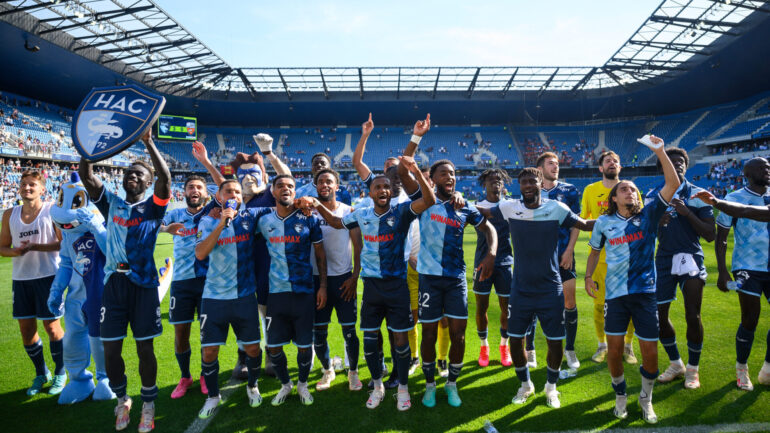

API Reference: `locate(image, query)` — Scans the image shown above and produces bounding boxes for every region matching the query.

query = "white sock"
[763,361,770,371]
[598,342,607,349]
[737,362,748,370]
[500,337,508,347]
[686,363,698,371]
[480,338,489,347]
[640,376,654,400]
[545,382,556,392]
[297,381,307,389]
[374,378,383,388]
[425,381,436,389]
[398,384,408,392]
[673,359,685,367]
[611,374,625,385]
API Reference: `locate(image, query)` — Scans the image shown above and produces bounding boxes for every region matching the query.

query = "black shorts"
[314,273,357,326]
[418,274,468,323]
[266,292,315,348]
[361,277,414,333]
[100,273,162,341]
[168,277,205,325]
[12,276,58,320]
[200,295,261,347]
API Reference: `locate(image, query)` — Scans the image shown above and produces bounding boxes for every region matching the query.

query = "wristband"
[410,134,422,145]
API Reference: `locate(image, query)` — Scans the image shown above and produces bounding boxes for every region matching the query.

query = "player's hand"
[16,240,31,256]
[316,286,327,310]
[294,196,316,215]
[717,270,731,293]
[191,141,210,164]
[340,275,357,302]
[254,133,273,154]
[584,277,598,298]
[140,127,153,144]
[362,113,374,137]
[413,113,431,137]
[46,289,65,317]
[449,191,465,210]
[408,256,418,271]
[637,134,663,150]
[220,207,236,225]
[670,198,690,216]
[208,207,221,220]
[398,155,417,172]
[166,222,185,236]
[476,254,495,281]
[691,190,717,206]
[559,248,574,270]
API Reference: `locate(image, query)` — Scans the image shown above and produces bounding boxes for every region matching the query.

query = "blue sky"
[157,1,661,67]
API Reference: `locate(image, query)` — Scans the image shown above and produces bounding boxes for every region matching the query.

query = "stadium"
[1,0,770,432]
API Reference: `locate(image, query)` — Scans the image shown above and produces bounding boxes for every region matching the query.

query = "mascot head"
[230,152,266,197]
[51,172,104,233]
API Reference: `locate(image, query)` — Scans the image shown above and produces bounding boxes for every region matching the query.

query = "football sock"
[546,366,560,385]
[408,327,418,359]
[246,353,261,388]
[110,375,128,399]
[611,375,626,395]
[268,351,291,385]
[515,366,530,384]
[736,324,754,364]
[565,308,578,352]
[500,327,507,345]
[176,349,192,379]
[313,328,330,371]
[687,341,703,367]
[448,363,464,382]
[49,338,64,376]
[363,333,382,380]
[395,344,411,386]
[437,325,450,360]
[297,349,313,384]
[201,360,219,397]
[342,327,359,371]
[660,336,681,362]
[422,362,436,384]
[639,366,658,400]
[593,302,606,342]
[477,328,488,342]
[140,385,158,402]
[24,339,48,377]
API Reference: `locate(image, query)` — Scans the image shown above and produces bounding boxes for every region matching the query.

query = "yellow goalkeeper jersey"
[580,180,643,264]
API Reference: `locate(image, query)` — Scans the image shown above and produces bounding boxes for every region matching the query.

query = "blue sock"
[477,328,488,340]
[49,338,64,376]
[140,385,158,403]
[500,327,507,341]
[687,341,703,367]
[201,360,219,397]
[110,375,127,399]
[546,366,560,385]
[268,351,291,385]
[246,353,261,388]
[313,329,330,370]
[736,324,754,364]
[564,308,578,351]
[448,363,464,383]
[343,327,359,371]
[176,350,192,379]
[611,376,627,395]
[297,349,313,384]
[24,339,48,377]
[515,366,530,384]
[525,318,536,351]
[363,333,382,380]
[639,366,659,380]
[660,336,681,362]
[422,362,436,384]
[395,344,411,386]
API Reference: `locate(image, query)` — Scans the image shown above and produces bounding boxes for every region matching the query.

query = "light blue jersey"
[257,209,323,294]
[197,208,272,299]
[589,194,668,300]
[417,200,484,278]
[295,180,352,206]
[716,187,770,272]
[494,198,578,295]
[162,207,209,281]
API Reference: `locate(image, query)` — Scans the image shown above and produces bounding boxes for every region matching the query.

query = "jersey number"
[100,306,106,323]
[420,293,430,309]
[169,296,176,311]
[200,314,208,330]
[265,317,272,331]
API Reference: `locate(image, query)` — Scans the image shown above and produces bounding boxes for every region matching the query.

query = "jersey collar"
[274,208,300,221]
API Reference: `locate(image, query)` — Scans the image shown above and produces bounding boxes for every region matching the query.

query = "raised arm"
[195,208,232,261]
[403,156,435,214]
[398,115,431,195]
[645,135,680,202]
[254,133,291,176]
[142,130,170,200]
[78,158,103,200]
[192,141,225,186]
[692,190,770,222]
[352,113,374,182]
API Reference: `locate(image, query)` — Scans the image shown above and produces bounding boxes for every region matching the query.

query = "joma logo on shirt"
[270,235,300,243]
[217,234,250,245]
[608,231,643,246]
[113,215,142,227]
[430,213,462,228]
[19,229,40,237]
[364,233,393,242]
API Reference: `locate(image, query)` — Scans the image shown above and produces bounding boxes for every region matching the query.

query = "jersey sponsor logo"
[19,229,40,238]
[179,227,197,237]
[269,235,301,243]
[597,200,609,209]
[112,215,143,227]
[363,233,394,243]
[217,233,251,246]
[430,213,462,228]
[608,231,644,246]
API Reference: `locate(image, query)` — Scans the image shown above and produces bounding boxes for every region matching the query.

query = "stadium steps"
[538,132,549,148]
[751,118,770,136]
[505,125,526,164]
[333,133,353,164]
[643,110,712,164]
[708,96,770,140]
[216,134,226,152]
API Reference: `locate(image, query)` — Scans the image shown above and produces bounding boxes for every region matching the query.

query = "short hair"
[131,160,154,178]
[272,174,295,187]
[536,152,559,168]
[184,174,206,189]
[656,148,689,171]
[311,153,331,165]
[314,168,340,185]
[20,170,43,185]
[429,159,455,179]
[598,151,619,166]
[218,179,240,191]
[370,174,389,186]
[517,167,543,182]
[478,168,512,187]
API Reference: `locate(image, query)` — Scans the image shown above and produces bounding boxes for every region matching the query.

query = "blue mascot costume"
[47,172,115,404]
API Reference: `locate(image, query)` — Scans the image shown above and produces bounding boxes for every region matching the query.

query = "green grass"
[1,231,769,432]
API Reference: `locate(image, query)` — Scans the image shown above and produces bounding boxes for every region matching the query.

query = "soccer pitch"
[1,231,769,433]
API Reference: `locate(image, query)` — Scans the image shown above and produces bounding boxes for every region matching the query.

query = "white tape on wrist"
[410,134,422,145]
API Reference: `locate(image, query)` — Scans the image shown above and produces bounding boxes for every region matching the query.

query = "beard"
[278,197,293,207]
[522,192,538,205]
[603,171,619,180]
[185,196,203,208]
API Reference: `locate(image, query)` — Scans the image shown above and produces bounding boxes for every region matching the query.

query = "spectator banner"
[72,85,165,162]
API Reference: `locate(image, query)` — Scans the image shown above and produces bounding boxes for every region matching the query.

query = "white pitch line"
[183,377,244,433]
[502,422,770,433]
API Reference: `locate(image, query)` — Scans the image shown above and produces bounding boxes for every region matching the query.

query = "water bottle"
[483,420,499,433]
[727,280,742,291]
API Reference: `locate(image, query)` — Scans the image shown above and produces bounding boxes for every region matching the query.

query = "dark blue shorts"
[732,270,770,301]
[200,295,261,347]
[656,255,707,304]
[314,273,357,326]
[361,277,414,333]
[605,292,659,341]
[266,292,315,348]
[100,273,162,341]
[418,274,468,323]
[559,257,577,283]
[169,277,205,324]
[473,265,512,297]
[507,291,565,340]
[12,276,58,320]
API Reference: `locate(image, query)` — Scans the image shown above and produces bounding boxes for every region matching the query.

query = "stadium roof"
[2,0,769,99]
